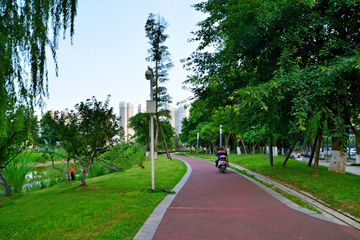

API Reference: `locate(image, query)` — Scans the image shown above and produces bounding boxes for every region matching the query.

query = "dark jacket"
[216,149,227,160]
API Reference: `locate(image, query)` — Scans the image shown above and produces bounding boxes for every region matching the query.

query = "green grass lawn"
[186,152,360,218]
[0,155,186,239]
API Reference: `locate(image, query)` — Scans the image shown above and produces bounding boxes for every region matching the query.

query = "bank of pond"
[0,151,133,196]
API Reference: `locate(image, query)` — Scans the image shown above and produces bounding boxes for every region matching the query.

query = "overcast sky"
[41,0,206,117]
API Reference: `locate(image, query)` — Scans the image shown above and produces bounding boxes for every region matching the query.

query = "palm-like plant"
[2,153,36,193]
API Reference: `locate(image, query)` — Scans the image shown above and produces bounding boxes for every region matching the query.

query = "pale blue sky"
[42,0,206,116]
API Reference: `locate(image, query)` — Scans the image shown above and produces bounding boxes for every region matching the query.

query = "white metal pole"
[220,125,222,148]
[197,132,199,156]
[150,77,155,190]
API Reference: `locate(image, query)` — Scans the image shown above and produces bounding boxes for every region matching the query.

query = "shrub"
[2,153,36,193]
[88,162,109,178]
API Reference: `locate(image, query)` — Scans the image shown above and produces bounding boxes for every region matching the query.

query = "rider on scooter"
[216,147,227,167]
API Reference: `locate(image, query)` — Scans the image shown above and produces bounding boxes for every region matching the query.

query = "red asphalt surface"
[152,154,360,240]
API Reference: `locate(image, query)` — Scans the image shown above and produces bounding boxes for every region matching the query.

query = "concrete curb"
[133,158,192,240]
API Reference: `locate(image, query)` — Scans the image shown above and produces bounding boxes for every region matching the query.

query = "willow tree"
[145,13,174,158]
[0,0,78,136]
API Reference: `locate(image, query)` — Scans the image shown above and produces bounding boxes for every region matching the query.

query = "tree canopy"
[182,0,360,173]
[47,96,121,186]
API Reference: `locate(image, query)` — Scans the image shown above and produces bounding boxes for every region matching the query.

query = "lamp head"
[145,66,154,80]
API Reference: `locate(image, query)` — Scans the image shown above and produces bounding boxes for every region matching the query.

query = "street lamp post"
[197,132,199,156]
[145,66,156,190]
[220,125,222,148]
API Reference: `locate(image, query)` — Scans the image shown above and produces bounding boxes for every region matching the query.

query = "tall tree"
[145,13,174,157]
[1,0,78,136]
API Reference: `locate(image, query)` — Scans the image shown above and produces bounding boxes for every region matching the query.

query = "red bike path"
[144,154,360,239]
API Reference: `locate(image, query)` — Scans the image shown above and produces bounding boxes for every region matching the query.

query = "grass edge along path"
[182,152,360,219]
[0,155,186,240]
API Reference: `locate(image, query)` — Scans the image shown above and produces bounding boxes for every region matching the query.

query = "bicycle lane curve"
[145,154,360,239]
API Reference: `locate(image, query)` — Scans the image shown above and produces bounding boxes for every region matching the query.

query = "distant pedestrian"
[295,153,304,161]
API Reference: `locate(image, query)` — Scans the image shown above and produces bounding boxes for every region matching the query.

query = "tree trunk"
[234,134,241,155]
[301,139,306,153]
[96,158,124,172]
[158,118,171,160]
[233,134,240,148]
[313,128,323,176]
[225,133,230,149]
[272,138,278,156]
[281,130,302,168]
[239,133,248,155]
[321,135,325,159]
[0,170,12,195]
[328,117,348,174]
[326,108,352,173]
[308,128,320,167]
[273,146,278,156]
[328,134,348,174]
[80,163,91,186]
[66,159,70,181]
[329,150,347,174]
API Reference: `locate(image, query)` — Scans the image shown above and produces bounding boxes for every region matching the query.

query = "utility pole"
[220,125,222,148]
[197,132,199,156]
[145,67,156,190]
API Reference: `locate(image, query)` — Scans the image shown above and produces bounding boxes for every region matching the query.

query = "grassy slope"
[186,152,360,219]
[0,155,186,239]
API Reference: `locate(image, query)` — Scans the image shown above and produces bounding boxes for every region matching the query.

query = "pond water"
[26,166,48,179]
[26,164,69,182]
[26,166,53,181]
[24,164,70,191]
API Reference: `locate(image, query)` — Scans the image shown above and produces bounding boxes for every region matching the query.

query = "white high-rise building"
[176,105,189,134]
[138,103,146,113]
[167,106,176,130]
[119,102,135,140]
